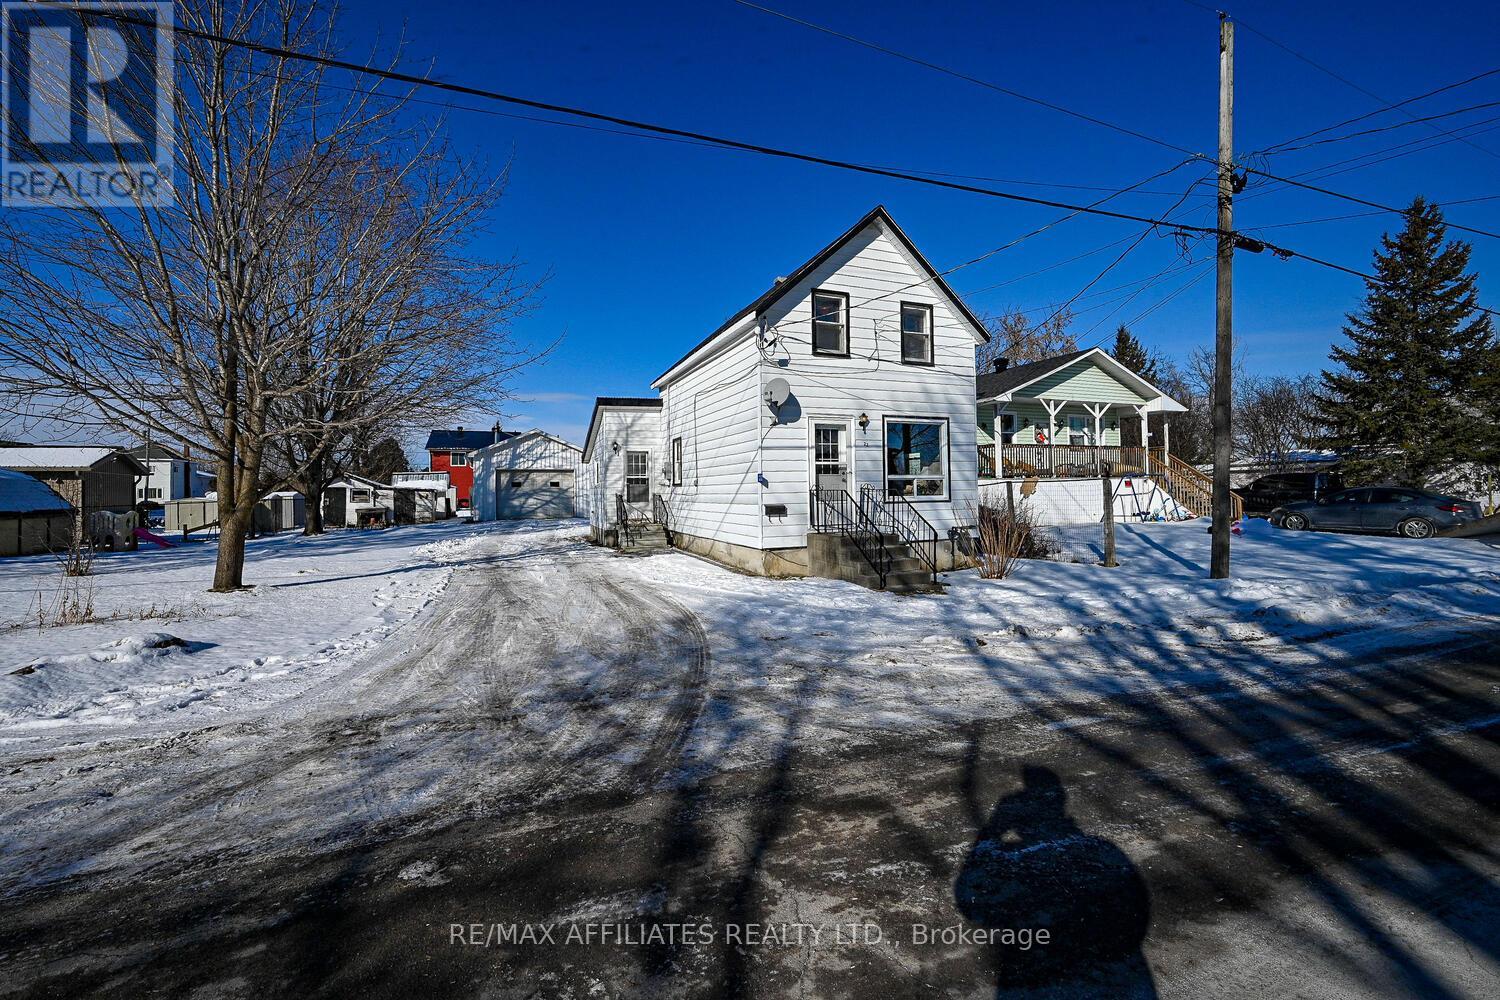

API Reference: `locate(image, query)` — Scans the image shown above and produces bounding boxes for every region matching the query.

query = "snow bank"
[0,520,499,732]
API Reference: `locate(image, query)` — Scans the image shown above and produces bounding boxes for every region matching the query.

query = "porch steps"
[620,522,670,555]
[811,532,941,595]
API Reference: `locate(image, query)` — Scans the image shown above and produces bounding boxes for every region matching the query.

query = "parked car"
[1240,470,1344,513]
[1271,487,1482,539]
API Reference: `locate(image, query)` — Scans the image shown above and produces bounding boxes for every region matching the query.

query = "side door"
[1314,488,1367,529]
[812,421,851,494]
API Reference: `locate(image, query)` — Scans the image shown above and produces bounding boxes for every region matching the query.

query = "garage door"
[496,470,576,519]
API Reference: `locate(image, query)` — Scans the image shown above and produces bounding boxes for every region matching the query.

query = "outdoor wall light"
[611,441,620,454]
[1108,420,1117,430]
[858,412,870,430]
[1021,418,1031,428]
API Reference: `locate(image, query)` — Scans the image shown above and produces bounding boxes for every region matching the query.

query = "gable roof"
[975,350,1092,399]
[477,428,583,456]
[0,445,146,474]
[126,443,185,462]
[653,205,989,387]
[0,468,72,514]
[976,347,1186,412]
[582,397,662,463]
[423,427,515,451]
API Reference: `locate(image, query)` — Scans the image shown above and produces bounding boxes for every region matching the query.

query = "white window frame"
[625,450,650,504]
[1067,415,1088,445]
[899,302,933,365]
[811,288,850,357]
[450,451,468,467]
[883,417,949,501]
[671,437,683,487]
[999,412,1017,445]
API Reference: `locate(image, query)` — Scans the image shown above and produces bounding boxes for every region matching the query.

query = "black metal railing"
[615,493,634,548]
[859,484,939,586]
[809,487,891,589]
[652,494,672,545]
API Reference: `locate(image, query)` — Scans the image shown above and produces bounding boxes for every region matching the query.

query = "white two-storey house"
[588,206,987,588]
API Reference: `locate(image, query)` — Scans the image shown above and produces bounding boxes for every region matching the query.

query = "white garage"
[472,430,583,521]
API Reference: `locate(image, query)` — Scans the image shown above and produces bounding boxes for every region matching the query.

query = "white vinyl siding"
[584,407,662,531]
[756,223,978,545]
[658,333,763,550]
[471,432,583,521]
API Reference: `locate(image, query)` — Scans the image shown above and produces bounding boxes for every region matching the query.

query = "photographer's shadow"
[955,766,1157,998]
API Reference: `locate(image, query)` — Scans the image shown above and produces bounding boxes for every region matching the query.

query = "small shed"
[391,481,446,525]
[472,430,583,521]
[0,468,74,557]
[324,475,393,528]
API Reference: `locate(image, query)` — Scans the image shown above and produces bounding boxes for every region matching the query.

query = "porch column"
[1041,399,1065,474]
[1161,416,1170,457]
[1135,405,1149,454]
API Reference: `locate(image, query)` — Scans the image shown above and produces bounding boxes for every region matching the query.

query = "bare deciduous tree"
[976,306,1078,372]
[1238,374,1324,470]
[0,2,541,586]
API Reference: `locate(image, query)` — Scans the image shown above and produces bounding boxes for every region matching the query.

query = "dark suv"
[1240,470,1344,514]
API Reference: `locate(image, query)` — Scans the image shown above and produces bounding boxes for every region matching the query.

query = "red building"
[423,425,513,514]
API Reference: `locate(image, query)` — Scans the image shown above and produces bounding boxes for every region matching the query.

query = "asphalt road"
[2,543,1498,999]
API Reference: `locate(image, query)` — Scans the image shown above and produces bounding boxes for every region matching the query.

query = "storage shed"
[472,430,583,521]
[0,468,74,557]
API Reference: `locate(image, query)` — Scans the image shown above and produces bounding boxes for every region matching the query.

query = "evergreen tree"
[356,437,411,484]
[1109,324,1160,383]
[1319,197,1495,485]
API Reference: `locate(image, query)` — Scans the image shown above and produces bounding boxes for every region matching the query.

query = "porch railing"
[859,484,938,586]
[652,494,672,545]
[614,493,634,548]
[809,487,891,589]
[980,445,1244,519]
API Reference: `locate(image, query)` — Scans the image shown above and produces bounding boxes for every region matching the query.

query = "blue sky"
[356,0,1499,447]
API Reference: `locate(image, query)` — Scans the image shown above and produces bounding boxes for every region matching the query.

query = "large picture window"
[625,450,649,503]
[811,289,849,356]
[900,302,933,364]
[885,419,947,499]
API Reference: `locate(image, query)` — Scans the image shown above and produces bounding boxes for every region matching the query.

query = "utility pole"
[1211,14,1234,579]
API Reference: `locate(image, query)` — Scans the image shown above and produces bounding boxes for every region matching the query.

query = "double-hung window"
[1068,415,1088,445]
[999,413,1016,445]
[671,437,683,486]
[885,419,948,499]
[450,451,468,467]
[900,302,933,365]
[625,450,649,504]
[811,289,849,356]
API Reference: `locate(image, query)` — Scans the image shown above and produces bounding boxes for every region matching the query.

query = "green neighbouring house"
[976,348,1236,517]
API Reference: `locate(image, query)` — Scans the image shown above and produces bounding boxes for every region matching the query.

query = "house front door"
[813,421,850,494]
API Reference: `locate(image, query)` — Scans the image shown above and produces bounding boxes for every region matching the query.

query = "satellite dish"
[765,377,791,409]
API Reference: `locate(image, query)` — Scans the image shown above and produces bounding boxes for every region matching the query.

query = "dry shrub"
[968,498,1057,580]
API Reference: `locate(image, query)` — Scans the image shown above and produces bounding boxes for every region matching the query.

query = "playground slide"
[133,527,176,549]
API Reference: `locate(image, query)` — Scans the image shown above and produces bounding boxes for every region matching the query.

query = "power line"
[732,0,1203,158]
[1258,66,1500,153]
[1247,194,1500,232]
[69,5,1500,321]
[1180,0,1500,161]
[1266,100,1500,155]
[71,6,1234,239]
[1239,165,1500,240]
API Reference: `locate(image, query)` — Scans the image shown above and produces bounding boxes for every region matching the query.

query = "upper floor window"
[900,303,933,365]
[811,289,849,356]
[449,451,468,466]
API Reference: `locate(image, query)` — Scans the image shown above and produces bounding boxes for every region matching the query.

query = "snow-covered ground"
[607,516,1500,760]
[0,515,1495,894]
[0,519,501,731]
